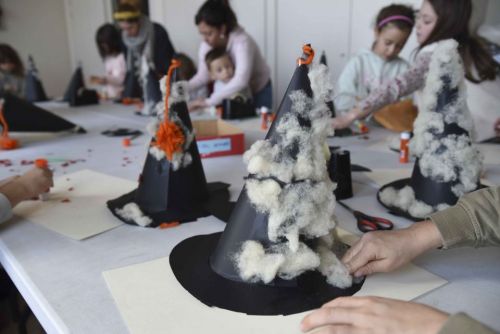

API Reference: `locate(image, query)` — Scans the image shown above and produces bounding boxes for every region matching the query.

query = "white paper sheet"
[14,169,135,240]
[103,229,447,334]
[478,144,500,165]
[363,168,412,187]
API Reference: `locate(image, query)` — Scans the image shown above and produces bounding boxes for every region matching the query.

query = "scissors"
[337,201,394,233]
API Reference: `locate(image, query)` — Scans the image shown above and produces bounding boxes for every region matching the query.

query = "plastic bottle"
[260,106,269,130]
[399,131,411,163]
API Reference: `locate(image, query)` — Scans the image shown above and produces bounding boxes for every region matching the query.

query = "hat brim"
[107,182,233,227]
[377,178,421,221]
[169,232,364,316]
[377,178,486,221]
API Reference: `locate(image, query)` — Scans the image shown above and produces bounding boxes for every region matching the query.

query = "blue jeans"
[253,80,272,109]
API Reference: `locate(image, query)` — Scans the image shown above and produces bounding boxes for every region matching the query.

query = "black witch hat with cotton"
[63,66,99,106]
[24,55,48,103]
[137,69,162,115]
[2,93,84,133]
[169,45,363,316]
[107,59,230,228]
[122,70,142,100]
[377,40,483,221]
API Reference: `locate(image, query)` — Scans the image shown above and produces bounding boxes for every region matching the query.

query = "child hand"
[331,107,360,129]
[188,98,207,112]
[17,167,54,200]
[90,76,107,85]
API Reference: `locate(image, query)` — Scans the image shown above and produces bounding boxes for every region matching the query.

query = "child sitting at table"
[0,44,25,98]
[335,4,416,128]
[90,23,126,100]
[189,47,251,110]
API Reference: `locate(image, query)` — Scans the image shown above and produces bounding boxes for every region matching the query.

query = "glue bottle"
[35,158,50,201]
[260,106,269,130]
[399,131,410,163]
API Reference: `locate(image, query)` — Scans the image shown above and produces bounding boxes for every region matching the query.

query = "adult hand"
[188,98,207,112]
[331,107,360,130]
[342,220,442,277]
[301,296,449,334]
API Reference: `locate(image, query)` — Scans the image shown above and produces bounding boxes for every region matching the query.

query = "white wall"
[63,0,113,84]
[0,0,72,97]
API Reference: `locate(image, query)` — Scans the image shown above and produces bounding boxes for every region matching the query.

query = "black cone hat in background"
[139,70,162,115]
[107,60,230,227]
[25,55,48,103]
[122,70,142,100]
[63,66,99,106]
[377,41,481,221]
[318,50,336,117]
[169,45,362,316]
[3,94,83,132]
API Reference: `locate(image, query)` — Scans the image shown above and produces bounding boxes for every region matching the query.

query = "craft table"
[0,103,499,333]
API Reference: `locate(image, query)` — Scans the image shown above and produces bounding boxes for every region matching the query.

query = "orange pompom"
[155,120,185,161]
[122,138,131,147]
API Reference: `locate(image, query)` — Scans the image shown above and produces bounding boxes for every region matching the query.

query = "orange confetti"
[159,221,180,229]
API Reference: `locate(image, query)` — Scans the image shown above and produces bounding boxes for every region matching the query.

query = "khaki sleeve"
[438,313,497,334]
[430,186,500,249]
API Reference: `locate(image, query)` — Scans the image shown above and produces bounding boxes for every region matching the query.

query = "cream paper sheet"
[103,229,447,334]
[14,169,135,240]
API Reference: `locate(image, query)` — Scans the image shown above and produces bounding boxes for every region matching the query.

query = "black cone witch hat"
[2,94,84,133]
[107,59,231,227]
[138,70,162,115]
[377,40,483,221]
[170,45,362,316]
[63,66,99,106]
[25,55,48,103]
[122,70,142,100]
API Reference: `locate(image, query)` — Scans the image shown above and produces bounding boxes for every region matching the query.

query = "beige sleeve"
[438,313,497,334]
[430,186,500,249]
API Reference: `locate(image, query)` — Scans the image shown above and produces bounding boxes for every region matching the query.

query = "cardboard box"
[192,119,244,158]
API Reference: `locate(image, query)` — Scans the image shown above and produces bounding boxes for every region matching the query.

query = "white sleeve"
[334,57,362,112]
[0,193,13,224]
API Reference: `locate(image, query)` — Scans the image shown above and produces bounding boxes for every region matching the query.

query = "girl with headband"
[335,4,415,118]
[332,0,499,135]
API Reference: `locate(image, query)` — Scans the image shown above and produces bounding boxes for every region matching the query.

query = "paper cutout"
[14,170,134,240]
[103,228,447,334]
[363,169,412,187]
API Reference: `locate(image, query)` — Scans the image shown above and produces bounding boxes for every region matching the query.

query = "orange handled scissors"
[338,201,394,233]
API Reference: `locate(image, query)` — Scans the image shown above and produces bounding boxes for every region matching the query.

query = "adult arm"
[342,186,500,277]
[153,23,175,76]
[332,52,432,128]
[188,43,211,92]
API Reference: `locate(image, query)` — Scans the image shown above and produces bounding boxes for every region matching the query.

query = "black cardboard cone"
[377,74,481,221]
[139,70,162,115]
[169,46,363,316]
[210,55,313,281]
[319,51,336,117]
[63,67,84,102]
[122,71,142,99]
[25,56,48,103]
[3,94,83,132]
[320,51,328,66]
[107,65,230,227]
[63,66,99,106]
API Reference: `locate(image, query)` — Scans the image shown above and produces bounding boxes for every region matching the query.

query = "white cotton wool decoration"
[236,241,285,284]
[149,146,166,161]
[246,178,282,213]
[116,203,152,227]
[317,245,352,288]
[278,243,320,279]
